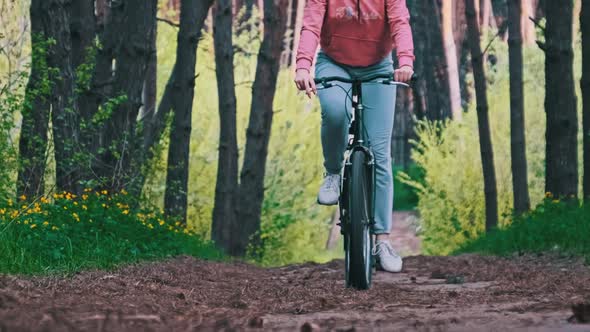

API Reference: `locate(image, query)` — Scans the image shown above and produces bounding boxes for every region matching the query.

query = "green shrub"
[456,198,590,262]
[399,38,584,255]
[0,191,222,275]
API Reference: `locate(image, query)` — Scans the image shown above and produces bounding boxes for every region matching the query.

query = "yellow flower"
[82,194,88,200]
[175,221,180,226]
[84,188,92,193]
[72,213,80,222]
[23,220,29,225]
[168,226,173,231]
[7,199,13,206]
[552,199,560,204]
[82,205,88,210]
[122,210,129,215]
[63,206,68,210]
[102,203,107,209]
[40,197,49,204]
[42,221,49,226]
[101,190,108,195]
[121,189,128,195]
[10,210,18,218]
[51,226,59,231]
[0,208,5,215]
[147,224,154,229]
[30,224,37,229]
[545,192,553,198]
[159,220,165,226]
[21,205,27,210]
[19,194,26,201]
[183,229,189,234]
[26,209,33,214]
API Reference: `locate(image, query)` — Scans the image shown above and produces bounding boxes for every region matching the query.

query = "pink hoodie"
[296,0,415,72]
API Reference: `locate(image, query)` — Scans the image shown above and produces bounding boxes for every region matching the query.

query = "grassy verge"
[455,197,590,262]
[0,190,223,275]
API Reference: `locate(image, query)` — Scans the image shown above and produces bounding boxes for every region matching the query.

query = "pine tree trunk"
[521,0,536,45]
[408,0,452,120]
[163,0,215,223]
[508,0,531,213]
[582,0,590,199]
[442,0,463,121]
[212,0,239,252]
[234,0,289,256]
[543,0,578,199]
[44,0,81,194]
[70,0,95,68]
[290,0,305,71]
[97,0,158,191]
[466,0,499,231]
[17,0,51,198]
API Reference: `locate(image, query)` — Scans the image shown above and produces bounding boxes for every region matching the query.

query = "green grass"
[0,191,224,275]
[455,198,590,262]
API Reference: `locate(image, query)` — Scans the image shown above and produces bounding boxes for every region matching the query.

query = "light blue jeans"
[315,52,397,234]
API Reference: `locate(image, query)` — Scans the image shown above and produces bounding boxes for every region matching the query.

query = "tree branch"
[157,17,180,28]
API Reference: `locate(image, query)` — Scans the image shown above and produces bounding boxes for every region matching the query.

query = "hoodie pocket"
[326,33,389,66]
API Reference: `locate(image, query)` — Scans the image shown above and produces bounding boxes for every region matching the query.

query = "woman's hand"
[395,65,414,83]
[294,69,317,98]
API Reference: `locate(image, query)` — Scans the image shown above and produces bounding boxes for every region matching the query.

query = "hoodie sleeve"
[386,0,415,68]
[295,0,327,72]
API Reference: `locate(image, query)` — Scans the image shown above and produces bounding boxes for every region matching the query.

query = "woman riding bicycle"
[294,0,414,273]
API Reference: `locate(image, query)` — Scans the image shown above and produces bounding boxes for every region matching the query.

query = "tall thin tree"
[466,0,499,231]
[17,0,51,198]
[582,0,590,199]
[234,0,289,256]
[442,0,463,120]
[163,0,215,223]
[508,0,530,213]
[543,0,578,199]
[212,0,239,250]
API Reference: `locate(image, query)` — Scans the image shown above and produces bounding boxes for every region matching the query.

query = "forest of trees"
[4,0,590,257]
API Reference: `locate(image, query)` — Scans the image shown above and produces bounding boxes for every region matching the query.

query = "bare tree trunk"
[44,0,81,194]
[543,0,578,199]
[17,0,51,198]
[135,0,214,200]
[290,0,305,71]
[70,0,95,68]
[466,0,499,231]
[408,0,452,121]
[96,0,158,191]
[442,0,463,121]
[508,0,531,214]
[234,0,289,256]
[163,0,215,223]
[140,23,158,139]
[521,0,536,45]
[582,0,590,199]
[212,0,239,251]
[480,0,492,36]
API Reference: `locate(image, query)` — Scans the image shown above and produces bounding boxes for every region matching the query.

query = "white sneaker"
[375,240,403,273]
[317,173,340,205]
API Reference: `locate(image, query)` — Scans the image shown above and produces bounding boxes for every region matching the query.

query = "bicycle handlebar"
[314,73,417,88]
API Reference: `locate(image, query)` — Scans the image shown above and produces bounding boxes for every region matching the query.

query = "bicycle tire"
[347,150,373,289]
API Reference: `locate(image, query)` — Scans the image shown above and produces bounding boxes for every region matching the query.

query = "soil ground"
[1,212,590,331]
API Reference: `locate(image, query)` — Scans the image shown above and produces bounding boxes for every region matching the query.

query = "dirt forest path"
[1,211,590,331]
[2,252,590,331]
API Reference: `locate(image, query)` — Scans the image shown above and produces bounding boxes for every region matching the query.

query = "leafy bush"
[456,197,590,262]
[0,190,222,274]
[399,39,584,255]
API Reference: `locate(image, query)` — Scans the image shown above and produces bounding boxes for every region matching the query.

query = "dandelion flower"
[82,194,88,200]
[19,194,26,201]
[30,224,37,229]
[43,221,49,226]
[122,210,129,215]
[82,205,88,210]
[101,190,108,195]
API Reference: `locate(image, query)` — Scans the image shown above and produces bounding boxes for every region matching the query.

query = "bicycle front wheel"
[346,150,373,290]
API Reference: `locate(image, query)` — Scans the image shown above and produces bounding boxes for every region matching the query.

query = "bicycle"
[314,73,412,290]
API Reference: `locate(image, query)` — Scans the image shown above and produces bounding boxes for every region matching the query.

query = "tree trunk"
[543,0,578,199]
[466,0,499,231]
[508,0,531,214]
[212,0,239,252]
[70,0,95,69]
[442,0,463,121]
[480,0,492,36]
[582,0,590,199]
[290,0,305,71]
[408,0,452,121]
[521,0,536,45]
[17,0,51,198]
[44,0,81,194]
[163,0,215,223]
[234,0,289,256]
[96,0,158,191]
[140,15,158,143]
